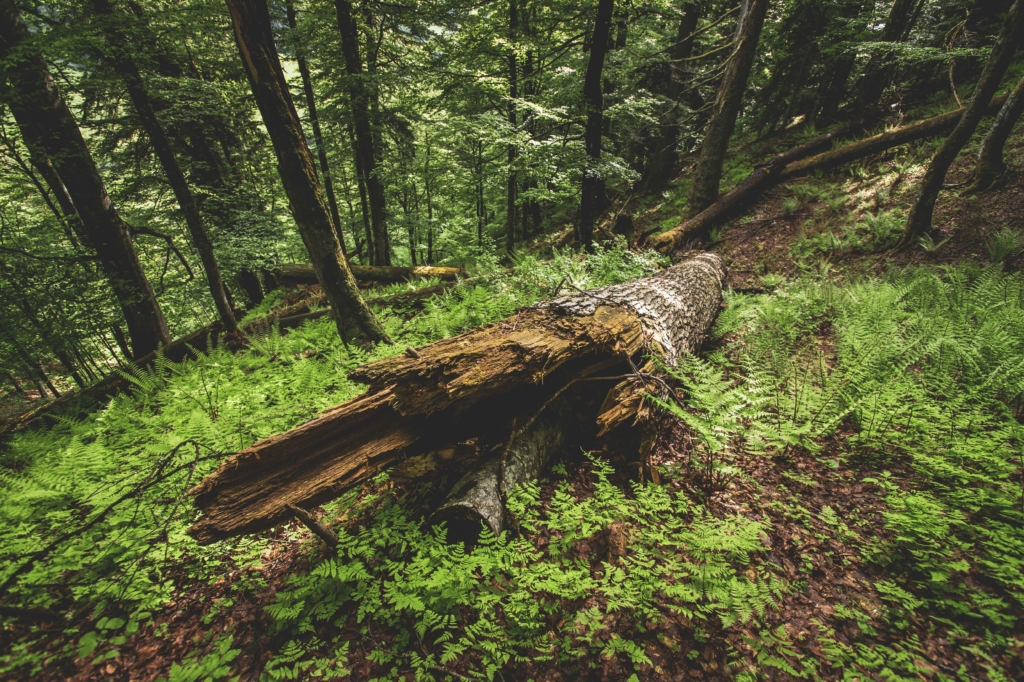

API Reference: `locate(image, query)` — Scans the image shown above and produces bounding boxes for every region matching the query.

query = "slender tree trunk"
[0,134,83,247]
[92,0,238,333]
[967,73,1024,193]
[7,372,27,398]
[347,124,375,264]
[72,347,96,383]
[4,330,59,398]
[640,1,702,193]
[30,361,57,398]
[819,56,855,121]
[224,0,390,344]
[578,0,616,252]
[506,0,519,255]
[476,141,485,248]
[854,0,924,113]
[334,137,365,259]
[0,0,171,356]
[424,136,434,265]
[286,1,348,256]
[897,0,1024,248]
[334,0,390,265]
[685,0,768,218]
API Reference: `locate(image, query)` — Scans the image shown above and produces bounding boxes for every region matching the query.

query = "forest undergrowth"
[2,239,1024,680]
[4,121,1024,680]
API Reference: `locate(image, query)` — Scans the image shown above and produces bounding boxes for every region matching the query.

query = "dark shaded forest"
[1,0,1024,679]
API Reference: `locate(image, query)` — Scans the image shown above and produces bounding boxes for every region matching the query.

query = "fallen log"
[278,262,464,286]
[649,94,1011,252]
[188,252,726,543]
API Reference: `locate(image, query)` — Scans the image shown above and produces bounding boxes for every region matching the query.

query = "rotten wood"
[188,253,726,543]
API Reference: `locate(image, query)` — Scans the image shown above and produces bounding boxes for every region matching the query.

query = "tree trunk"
[0,0,171,357]
[897,0,1024,249]
[224,0,390,344]
[578,0,615,252]
[650,95,1009,253]
[7,372,27,398]
[286,1,347,255]
[685,0,768,218]
[967,73,1024,193]
[854,0,924,113]
[334,0,390,265]
[92,0,238,333]
[640,1,702,194]
[347,123,375,264]
[277,263,463,286]
[188,252,725,543]
[506,0,519,255]
[111,326,133,362]
[3,330,59,399]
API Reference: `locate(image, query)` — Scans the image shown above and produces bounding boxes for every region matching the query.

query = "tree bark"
[578,0,616,252]
[346,123,375,264]
[0,0,171,357]
[224,0,390,344]
[286,1,348,255]
[434,395,571,541]
[685,0,768,218]
[506,0,519,255]
[650,95,1009,253]
[967,73,1024,193]
[92,0,238,333]
[335,0,390,265]
[897,0,1024,249]
[188,252,726,543]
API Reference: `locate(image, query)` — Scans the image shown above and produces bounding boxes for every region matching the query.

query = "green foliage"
[0,245,658,677]
[157,634,240,682]
[263,455,780,678]
[707,265,1024,672]
[986,228,1024,266]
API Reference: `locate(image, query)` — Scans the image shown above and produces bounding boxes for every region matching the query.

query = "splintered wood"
[189,253,726,543]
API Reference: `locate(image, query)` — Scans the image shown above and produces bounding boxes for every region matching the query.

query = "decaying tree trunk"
[278,263,464,287]
[189,253,726,543]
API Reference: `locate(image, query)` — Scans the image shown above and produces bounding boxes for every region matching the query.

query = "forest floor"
[2,107,1024,681]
